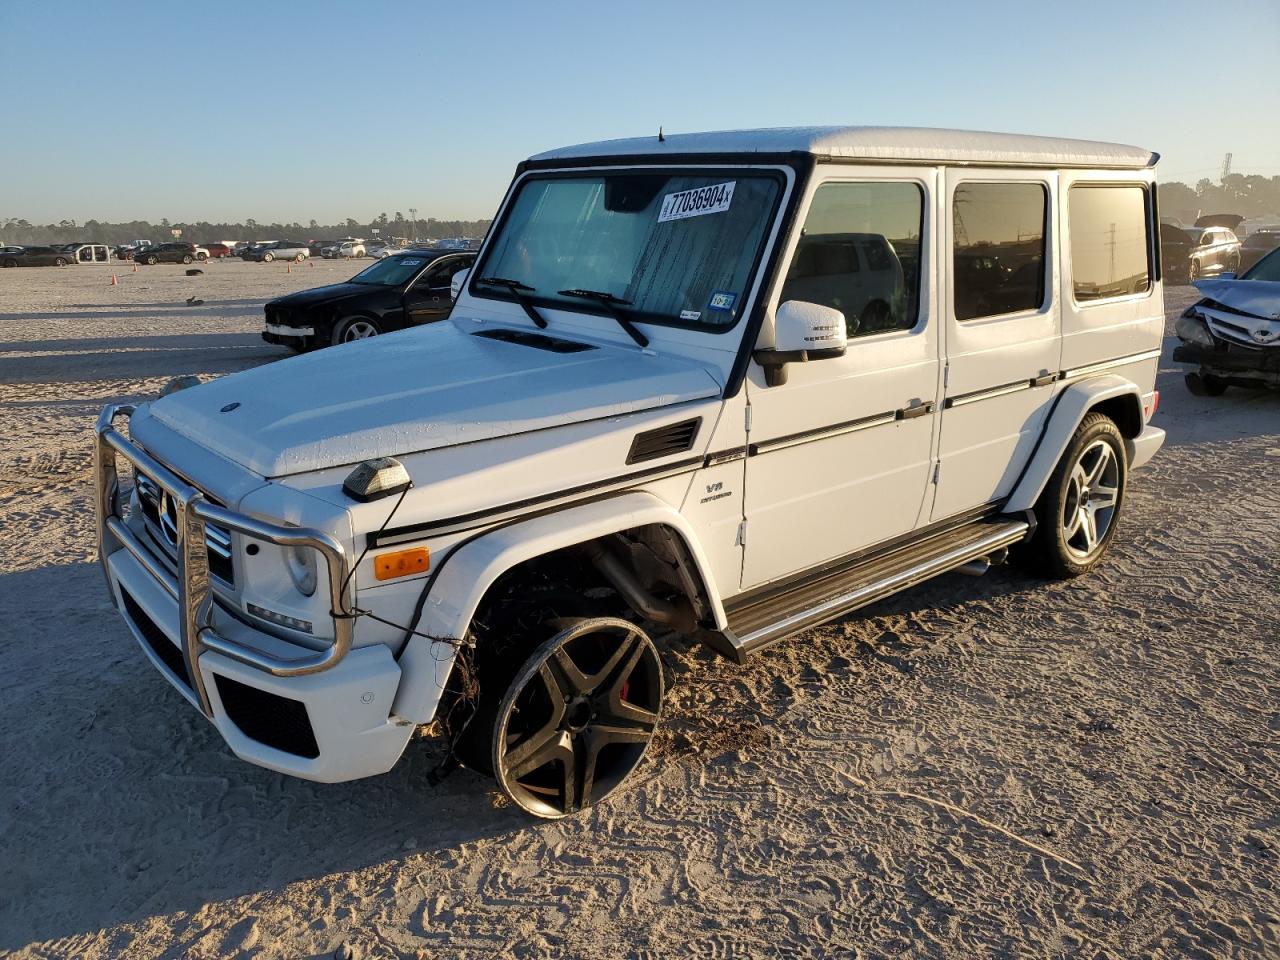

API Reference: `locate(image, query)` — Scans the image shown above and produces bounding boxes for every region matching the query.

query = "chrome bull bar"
[94,403,354,718]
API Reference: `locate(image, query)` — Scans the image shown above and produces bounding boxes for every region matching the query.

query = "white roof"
[531,126,1157,170]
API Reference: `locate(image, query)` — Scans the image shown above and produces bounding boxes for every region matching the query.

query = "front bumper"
[264,322,314,337]
[94,404,413,781]
[1173,343,1280,386]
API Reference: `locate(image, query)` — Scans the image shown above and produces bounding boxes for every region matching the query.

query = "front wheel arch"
[390,494,727,725]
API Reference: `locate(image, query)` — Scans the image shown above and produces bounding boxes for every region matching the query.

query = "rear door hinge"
[736,520,748,546]
[931,462,941,484]
[744,404,753,432]
[943,362,950,389]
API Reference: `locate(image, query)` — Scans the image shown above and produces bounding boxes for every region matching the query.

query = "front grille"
[136,472,235,584]
[120,588,191,689]
[214,675,319,758]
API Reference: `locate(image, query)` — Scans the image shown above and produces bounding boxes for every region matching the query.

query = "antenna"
[1221,152,1233,182]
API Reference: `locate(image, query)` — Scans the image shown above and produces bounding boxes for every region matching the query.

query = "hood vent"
[626,417,701,464]
[473,329,596,353]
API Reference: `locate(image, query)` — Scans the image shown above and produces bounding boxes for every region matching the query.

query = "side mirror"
[753,300,847,386]
[450,267,470,300]
[1218,272,1236,281]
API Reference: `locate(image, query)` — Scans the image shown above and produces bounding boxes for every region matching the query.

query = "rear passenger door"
[932,170,1059,520]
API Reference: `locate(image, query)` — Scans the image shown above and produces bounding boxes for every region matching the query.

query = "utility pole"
[1220,152,1233,183]
[409,208,417,243]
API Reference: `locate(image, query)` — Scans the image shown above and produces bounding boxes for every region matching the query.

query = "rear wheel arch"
[1089,392,1142,439]
[1004,375,1145,514]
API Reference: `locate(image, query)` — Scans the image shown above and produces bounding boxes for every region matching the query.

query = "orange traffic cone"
[110,274,118,286]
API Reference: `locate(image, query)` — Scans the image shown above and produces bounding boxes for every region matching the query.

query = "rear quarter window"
[1069,185,1151,302]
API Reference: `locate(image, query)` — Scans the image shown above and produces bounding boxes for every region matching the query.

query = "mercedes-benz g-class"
[95,127,1166,818]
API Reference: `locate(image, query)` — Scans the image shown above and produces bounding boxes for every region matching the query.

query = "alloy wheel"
[341,320,379,341]
[1061,439,1119,559]
[492,617,663,819]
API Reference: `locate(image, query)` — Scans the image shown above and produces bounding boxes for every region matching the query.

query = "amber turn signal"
[374,547,430,581]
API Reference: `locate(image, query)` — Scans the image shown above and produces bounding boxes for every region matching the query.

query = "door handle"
[896,400,933,420]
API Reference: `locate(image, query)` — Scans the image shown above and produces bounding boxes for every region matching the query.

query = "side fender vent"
[626,417,701,465]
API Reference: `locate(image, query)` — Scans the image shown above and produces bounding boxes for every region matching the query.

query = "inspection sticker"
[657,181,736,223]
[680,309,702,321]
[708,291,736,312]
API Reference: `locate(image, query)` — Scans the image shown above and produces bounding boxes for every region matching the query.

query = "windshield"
[1241,247,1280,282]
[350,255,432,285]
[474,171,783,330]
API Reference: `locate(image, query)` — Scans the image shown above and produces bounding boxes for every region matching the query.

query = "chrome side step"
[724,519,1029,661]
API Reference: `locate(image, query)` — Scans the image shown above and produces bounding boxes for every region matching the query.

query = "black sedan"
[136,242,207,265]
[262,250,475,351]
[1,246,72,267]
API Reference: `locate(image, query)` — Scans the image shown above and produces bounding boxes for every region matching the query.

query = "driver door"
[742,170,940,589]
[404,257,468,326]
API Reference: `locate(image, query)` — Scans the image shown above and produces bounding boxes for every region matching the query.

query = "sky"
[3,0,1278,225]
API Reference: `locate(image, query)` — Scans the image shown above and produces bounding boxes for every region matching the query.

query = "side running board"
[722,518,1030,662]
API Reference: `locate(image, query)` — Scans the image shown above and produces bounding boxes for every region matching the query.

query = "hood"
[269,282,371,307]
[1192,278,1280,321]
[151,322,722,477]
[1195,213,1244,230]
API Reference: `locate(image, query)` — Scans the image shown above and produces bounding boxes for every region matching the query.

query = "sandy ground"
[0,259,1278,959]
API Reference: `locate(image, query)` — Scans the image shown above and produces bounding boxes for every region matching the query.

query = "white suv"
[94,126,1165,818]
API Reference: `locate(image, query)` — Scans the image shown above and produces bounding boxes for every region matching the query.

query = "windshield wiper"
[557,288,649,348]
[475,276,548,328]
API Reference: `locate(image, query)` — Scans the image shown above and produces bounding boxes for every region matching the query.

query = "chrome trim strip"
[265,323,314,336]
[749,409,899,456]
[735,522,1029,653]
[1060,348,1161,381]
[95,404,355,719]
[945,378,1033,409]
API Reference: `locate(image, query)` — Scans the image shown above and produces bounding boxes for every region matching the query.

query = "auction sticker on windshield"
[658,181,736,223]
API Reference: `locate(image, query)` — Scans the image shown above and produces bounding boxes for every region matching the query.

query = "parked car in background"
[232,241,257,257]
[1160,223,1194,283]
[262,250,475,350]
[1183,227,1241,280]
[322,240,365,259]
[0,246,23,256]
[367,242,399,258]
[116,240,154,260]
[202,243,233,258]
[1238,229,1280,273]
[136,242,208,265]
[1175,246,1280,395]
[1,246,73,267]
[244,240,309,262]
[71,243,112,263]
[307,240,335,257]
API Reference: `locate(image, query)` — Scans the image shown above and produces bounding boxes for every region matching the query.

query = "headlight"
[1175,310,1214,348]
[285,546,318,596]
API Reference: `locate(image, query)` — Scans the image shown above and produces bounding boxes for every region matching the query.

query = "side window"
[952,182,1047,321]
[1069,184,1150,302]
[780,181,923,337]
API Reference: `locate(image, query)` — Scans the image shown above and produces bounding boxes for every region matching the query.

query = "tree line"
[4,174,1279,246]
[0,213,492,246]
[1148,174,1280,224]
